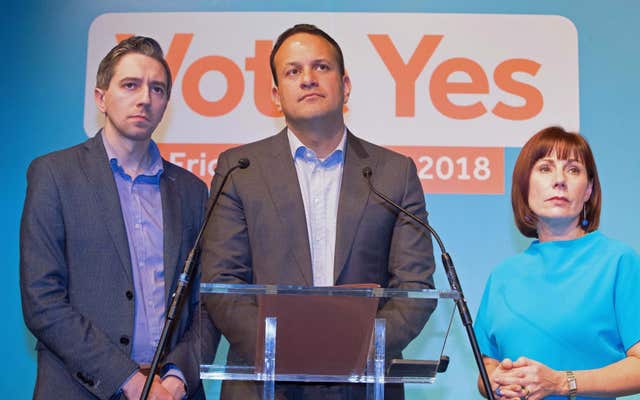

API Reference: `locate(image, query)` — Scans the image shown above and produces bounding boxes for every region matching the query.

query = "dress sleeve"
[613,247,640,352]
[474,273,500,360]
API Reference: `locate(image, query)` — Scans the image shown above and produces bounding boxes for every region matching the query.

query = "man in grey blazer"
[20,36,215,399]
[201,24,436,399]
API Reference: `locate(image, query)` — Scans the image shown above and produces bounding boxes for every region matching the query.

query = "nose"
[552,168,567,189]
[137,85,152,106]
[300,67,318,89]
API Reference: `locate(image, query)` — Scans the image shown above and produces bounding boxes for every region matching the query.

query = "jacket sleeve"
[20,156,138,399]
[376,156,437,354]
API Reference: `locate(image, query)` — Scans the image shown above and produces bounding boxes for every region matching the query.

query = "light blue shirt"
[103,136,185,388]
[105,138,165,365]
[287,129,346,286]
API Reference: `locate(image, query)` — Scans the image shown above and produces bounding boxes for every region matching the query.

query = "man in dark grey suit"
[201,24,436,399]
[20,36,213,399]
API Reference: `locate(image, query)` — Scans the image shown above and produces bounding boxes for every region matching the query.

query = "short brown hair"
[269,24,345,86]
[511,126,601,238]
[96,36,172,98]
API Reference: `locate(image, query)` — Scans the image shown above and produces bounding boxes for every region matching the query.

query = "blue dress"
[474,231,640,400]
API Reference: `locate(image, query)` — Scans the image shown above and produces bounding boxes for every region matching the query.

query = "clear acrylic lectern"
[200,284,458,400]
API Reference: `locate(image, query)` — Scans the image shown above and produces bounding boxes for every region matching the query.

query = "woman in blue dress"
[474,126,640,400]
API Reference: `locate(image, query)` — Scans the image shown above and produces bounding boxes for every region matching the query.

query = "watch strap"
[566,370,577,399]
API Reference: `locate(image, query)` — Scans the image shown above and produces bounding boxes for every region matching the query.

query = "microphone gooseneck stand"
[141,158,250,400]
[362,167,495,400]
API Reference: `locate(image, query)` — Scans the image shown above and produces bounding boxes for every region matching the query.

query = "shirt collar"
[102,133,164,183]
[287,127,347,167]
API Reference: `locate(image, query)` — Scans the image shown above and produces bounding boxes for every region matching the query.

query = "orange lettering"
[163,34,193,87]
[182,55,244,117]
[246,40,280,117]
[492,59,543,120]
[114,33,544,122]
[369,34,443,117]
[430,58,488,120]
[115,34,133,43]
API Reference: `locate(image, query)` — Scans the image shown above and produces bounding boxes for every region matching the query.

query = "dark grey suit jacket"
[201,129,436,399]
[20,132,214,399]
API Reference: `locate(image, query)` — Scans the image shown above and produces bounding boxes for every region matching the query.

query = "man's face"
[271,33,351,124]
[94,53,169,142]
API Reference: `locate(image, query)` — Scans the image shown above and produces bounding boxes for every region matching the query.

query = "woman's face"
[528,150,593,228]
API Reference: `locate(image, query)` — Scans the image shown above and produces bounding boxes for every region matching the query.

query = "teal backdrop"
[3,1,638,398]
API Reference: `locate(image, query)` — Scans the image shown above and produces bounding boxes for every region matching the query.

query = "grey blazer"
[201,129,436,399]
[20,132,213,399]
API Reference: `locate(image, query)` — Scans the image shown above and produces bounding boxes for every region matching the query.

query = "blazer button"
[126,290,133,300]
[120,336,130,345]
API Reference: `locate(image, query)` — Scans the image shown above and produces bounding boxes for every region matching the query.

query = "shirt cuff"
[161,364,188,395]
[117,367,141,397]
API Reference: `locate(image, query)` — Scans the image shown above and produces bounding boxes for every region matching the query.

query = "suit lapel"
[334,132,376,282]
[261,129,313,285]
[160,165,182,301]
[79,132,132,282]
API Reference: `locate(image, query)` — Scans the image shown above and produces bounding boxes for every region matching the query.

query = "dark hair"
[269,24,345,86]
[96,36,172,98]
[512,126,601,238]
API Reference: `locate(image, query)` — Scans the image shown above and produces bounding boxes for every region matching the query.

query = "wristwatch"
[566,370,577,399]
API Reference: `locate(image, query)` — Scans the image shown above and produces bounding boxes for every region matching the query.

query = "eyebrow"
[284,58,333,66]
[537,157,583,164]
[118,77,167,88]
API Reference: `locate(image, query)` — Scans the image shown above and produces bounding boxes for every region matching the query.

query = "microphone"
[205,158,250,222]
[141,158,250,400]
[237,157,250,169]
[362,167,446,252]
[362,166,496,400]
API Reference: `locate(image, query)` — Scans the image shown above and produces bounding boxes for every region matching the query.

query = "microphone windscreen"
[238,158,250,169]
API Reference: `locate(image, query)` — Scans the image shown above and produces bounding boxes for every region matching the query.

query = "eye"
[122,81,137,90]
[315,63,330,71]
[284,67,300,77]
[537,164,551,173]
[567,165,582,175]
[151,85,166,96]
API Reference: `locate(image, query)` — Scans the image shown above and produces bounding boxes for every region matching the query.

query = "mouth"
[128,115,150,122]
[546,196,569,203]
[298,93,324,102]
